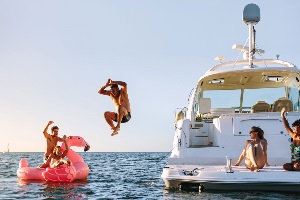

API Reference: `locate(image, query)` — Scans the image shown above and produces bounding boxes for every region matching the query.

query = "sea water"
[1,152,300,199]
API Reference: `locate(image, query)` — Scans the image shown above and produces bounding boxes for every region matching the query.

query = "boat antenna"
[253,27,256,55]
[243,3,260,68]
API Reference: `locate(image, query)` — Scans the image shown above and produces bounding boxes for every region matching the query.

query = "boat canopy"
[197,60,300,91]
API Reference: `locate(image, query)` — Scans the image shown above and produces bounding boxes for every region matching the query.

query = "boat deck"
[162,165,300,191]
[165,164,287,172]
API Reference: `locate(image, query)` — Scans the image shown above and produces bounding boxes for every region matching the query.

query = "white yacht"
[161,3,300,192]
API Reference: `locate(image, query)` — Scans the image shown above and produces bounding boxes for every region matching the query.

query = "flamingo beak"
[84,144,90,152]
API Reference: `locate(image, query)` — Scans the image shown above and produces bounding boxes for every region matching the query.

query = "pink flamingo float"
[17,136,90,182]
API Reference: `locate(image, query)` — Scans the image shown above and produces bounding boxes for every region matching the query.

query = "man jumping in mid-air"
[98,79,131,136]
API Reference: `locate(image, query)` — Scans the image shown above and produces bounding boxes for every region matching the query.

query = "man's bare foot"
[114,126,120,132]
[111,131,118,136]
[110,126,120,136]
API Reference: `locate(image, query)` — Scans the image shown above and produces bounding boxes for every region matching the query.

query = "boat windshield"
[198,87,299,112]
[244,88,285,108]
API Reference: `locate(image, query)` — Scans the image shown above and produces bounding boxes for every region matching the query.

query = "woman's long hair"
[53,146,61,156]
[251,126,265,140]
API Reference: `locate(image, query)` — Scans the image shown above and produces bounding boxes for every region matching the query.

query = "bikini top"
[247,140,263,149]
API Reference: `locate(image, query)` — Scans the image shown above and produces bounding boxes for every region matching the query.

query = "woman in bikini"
[281,107,300,171]
[233,126,269,172]
[38,135,70,168]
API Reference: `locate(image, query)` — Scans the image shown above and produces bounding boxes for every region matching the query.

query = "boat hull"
[162,165,300,192]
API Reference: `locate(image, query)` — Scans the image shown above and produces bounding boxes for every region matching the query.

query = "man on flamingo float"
[38,121,63,167]
[98,79,131,136]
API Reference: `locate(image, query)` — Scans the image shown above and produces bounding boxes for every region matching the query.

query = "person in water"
[98,79,131,136]
[42,121,63,163]
[38,135,70,168]
[281,107,300,171]
[233,126,269,172]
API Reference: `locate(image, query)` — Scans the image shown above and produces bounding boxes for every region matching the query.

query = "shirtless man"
[39,135,70,168]
[42,121,63,163]
[98,79,131,136]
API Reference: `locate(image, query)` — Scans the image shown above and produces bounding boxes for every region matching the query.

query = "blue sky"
[1,0,300,152]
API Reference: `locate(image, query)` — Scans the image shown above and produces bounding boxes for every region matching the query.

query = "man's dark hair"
[292,119,300,127]
[110,84,118,89]
[51,126,59,132]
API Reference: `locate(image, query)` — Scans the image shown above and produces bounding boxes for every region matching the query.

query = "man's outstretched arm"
[43,121,53,139]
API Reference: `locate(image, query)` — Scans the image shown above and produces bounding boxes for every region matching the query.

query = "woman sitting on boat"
[281,108,300,171]
[38,135,71,168]
[233,126,269,172]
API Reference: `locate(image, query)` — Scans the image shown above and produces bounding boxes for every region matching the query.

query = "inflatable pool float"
[17,136,90,182]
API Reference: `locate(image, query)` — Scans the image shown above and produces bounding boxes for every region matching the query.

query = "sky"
[1,0,300,152]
